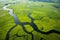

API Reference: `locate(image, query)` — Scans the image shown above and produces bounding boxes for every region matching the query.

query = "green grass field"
[0,1,60,40]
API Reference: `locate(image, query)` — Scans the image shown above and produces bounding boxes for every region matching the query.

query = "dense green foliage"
[0,0,60,40]
[8,1,60,40]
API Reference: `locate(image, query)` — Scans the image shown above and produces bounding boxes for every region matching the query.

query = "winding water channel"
[3,3,60,40]
[3,4,21,24]
[3,4,34,40]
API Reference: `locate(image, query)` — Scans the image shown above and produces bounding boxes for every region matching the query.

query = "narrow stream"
[3,4,21,24]
[3,2,60,40]
[3,3,34,40]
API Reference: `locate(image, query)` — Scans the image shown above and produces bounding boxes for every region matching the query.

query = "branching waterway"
[3,2,60,40]
[3,4,34,40]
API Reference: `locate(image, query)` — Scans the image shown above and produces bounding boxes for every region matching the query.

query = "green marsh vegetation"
[8,1,60,40]
[0,3,15,40]
[0,0,60,40]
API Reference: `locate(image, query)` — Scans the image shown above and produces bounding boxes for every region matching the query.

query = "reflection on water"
[3,4,20,24]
